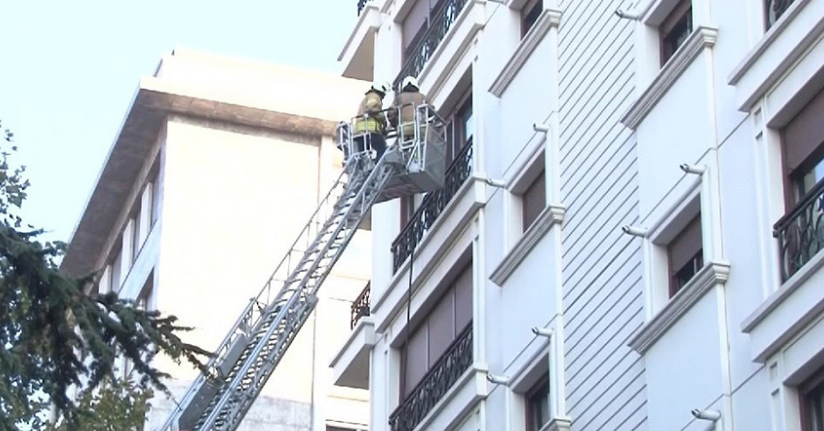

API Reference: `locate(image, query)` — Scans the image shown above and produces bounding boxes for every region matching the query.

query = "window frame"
[520,0,544,38]
[524,373,550,431]
[659,0,693,66]
[800,364,824,431]
[666,213,704,297]
[443,90,473,167]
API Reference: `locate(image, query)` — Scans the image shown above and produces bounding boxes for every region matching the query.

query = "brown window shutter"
[427,289,455,364]
[403,0,429,51]
[784,87,824,172]
[403,323,429,396]
[454,263,473,331]
[522,170,547,231]
[668,215,703,273]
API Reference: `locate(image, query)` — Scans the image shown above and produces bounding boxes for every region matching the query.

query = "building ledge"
[621,26,718,130]
[339,2,380,81]
[540,417,572,431]
[742,248,824,362]
[489,8,561,97]
[490,204,565,286]
[727,0,821,112]
[330,316,376,390]
[628,261,730,354]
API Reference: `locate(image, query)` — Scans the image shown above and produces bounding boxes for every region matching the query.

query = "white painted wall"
[342,1,824,431]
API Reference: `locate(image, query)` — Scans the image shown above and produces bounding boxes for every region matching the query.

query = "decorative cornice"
[541,417,572,431]
[489,8,561,97]
[628,261,730,354]
[621,26,718,130]
[490,204,566,285]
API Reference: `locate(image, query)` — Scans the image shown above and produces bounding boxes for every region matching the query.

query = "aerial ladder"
[158,105,447,431]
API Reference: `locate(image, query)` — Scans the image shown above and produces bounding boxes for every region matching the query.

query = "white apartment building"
[331,0,824,430]
[62,49,373,431]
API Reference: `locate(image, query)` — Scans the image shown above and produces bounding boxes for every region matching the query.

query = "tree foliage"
[0,119,211,430]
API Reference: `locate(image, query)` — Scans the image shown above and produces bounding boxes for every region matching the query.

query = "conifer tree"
[0,120,211,430]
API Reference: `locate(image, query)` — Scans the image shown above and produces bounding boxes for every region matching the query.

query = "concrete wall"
[143,115,369,430]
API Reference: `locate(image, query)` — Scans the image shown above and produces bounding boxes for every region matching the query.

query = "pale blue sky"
[0,0,358,244]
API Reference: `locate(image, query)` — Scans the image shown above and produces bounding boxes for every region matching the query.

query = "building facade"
[62,49,373,431]
[332,0,824,431]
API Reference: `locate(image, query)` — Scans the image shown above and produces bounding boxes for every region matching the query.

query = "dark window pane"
[522,170,546,231]
[526,377,550,431]
[660,0,692,65]
[521,0,543,37]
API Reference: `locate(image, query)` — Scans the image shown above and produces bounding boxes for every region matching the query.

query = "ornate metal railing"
[393,0,470,89]
[391,142,474,271]
[766,0,795,29]
[389,324,473,431]
[774,179,824,281]
[351,281,371,329]
[357,0,372,15]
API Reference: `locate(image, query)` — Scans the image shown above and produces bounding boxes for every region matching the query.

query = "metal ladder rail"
[157,169,353,431]
[187,180,366,428]
[196,158,398,430]
[187,174,366,429]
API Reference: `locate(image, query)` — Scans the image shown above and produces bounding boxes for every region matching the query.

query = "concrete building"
[62,49,373,431]
[331,0,824,431]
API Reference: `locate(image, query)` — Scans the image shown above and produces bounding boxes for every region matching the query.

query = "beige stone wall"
[149,115,369,430]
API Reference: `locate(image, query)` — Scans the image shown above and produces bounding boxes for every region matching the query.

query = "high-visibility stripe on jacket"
[354,91,386,134]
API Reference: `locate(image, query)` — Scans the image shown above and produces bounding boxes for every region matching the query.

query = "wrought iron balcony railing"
[388,324,473,431]
[393,0,470,89]
[391,142,474,271]
[357,0,372,15]
[351,281,371,329]
[774,179,824,281]
[766,0,795,29]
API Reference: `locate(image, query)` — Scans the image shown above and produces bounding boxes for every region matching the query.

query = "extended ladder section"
[158,105,446,431]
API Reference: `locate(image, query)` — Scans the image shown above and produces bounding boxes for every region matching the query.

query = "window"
[521,169,546,232]
[775,87,824,279]
[521,0,543,37]
[801,365,824,431]
[525,375,550,431]
[131,214,141,263]
[151,177,160,225]
[110,248,122,293]
[444,92,473,166]
[659,0,693,65]
[667,214,703,296]
[783,87,824,207]
[400,261,472,397]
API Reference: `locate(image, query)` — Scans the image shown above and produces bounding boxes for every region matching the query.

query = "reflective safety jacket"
[353,91,387,134]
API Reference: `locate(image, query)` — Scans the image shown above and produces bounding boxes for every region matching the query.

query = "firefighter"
[387,76,429,143]
[353,81,391,160]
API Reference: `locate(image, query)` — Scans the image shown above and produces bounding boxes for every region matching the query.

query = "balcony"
[774,180,824,281]
[389,324,473,431]
[393,0,470,89]
[340,0,380,81]
[766,0,796,29]
[351,281,371,329]
[391,142,473,272]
